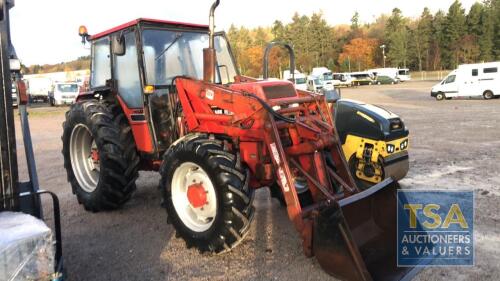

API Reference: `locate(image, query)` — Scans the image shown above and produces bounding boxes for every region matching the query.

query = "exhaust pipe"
[203,0,220,83]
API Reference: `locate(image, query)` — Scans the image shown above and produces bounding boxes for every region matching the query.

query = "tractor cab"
[80,19,239,154]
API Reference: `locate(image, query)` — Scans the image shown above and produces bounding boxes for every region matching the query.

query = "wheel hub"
[187,183,208,208]
[70,124,99,193]
[171,162,217,232]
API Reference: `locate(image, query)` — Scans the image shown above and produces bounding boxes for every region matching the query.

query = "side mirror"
[112,34,125,56]
[323,88,341,103]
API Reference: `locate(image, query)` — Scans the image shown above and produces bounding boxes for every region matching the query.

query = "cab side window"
[484,67,498,74]
[444,75,456,84]
[472,69,478,76]
[91,37,111,88]
[113,31,143,108]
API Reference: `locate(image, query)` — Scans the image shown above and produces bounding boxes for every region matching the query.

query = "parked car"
[50,82,79,106]
[369,68,399,81]
[351,72,375,86]
[375,75,397,85]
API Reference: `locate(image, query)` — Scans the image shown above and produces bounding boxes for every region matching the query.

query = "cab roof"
[90,18,209,40]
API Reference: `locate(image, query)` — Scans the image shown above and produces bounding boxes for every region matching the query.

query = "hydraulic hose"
[242,92,296,124]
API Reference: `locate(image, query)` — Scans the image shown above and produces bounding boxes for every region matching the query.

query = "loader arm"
[174,76,421,280]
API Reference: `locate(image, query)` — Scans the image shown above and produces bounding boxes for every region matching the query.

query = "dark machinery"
[334,99,409,188]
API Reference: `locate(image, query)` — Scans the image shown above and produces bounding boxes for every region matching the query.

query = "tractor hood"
[229,80,298,101]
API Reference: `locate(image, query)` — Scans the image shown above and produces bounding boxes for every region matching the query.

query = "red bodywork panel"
[116,96,155,153]
[90,18,209,40]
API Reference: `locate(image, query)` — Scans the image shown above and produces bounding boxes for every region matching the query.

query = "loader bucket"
[313,179,424,281]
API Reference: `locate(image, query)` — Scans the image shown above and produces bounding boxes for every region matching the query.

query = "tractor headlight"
[400,139,408,150]
[387,144,395,154]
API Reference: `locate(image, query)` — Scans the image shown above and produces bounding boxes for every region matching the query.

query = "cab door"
[112,29,155,153]
[440,74,459,97]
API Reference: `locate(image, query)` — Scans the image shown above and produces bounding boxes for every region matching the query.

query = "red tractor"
[62,1,422,280]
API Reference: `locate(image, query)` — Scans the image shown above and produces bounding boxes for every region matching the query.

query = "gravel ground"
[13,81,500,281]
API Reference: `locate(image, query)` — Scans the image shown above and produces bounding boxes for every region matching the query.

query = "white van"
[431,62,500,100]
[332,73,353,87]
[283,70,307,91]
[397,68,411,82]
[311,67,335,90]
[50,82,80,106]
[307,76,323,93]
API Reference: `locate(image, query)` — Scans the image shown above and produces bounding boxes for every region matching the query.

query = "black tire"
[160,134,255,254]
[435,92,445,101]
[483,90,494,100]
[62,101,140,211]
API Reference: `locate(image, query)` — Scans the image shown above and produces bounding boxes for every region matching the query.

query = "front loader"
[62,1,424,279]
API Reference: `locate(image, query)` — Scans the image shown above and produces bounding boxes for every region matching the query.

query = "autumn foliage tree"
[338,38,378,71]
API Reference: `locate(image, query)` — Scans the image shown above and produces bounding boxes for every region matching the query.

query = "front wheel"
[435,92,445,101]
[160,134,255,253]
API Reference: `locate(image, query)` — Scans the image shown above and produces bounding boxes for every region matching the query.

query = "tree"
[430,11,446,70]
[466,3,483,35]
[459,35,481,63]
[478,2,494,61]
[338,38,378,71]
[350,12,361,38]
[410,8,433,71]
[309,12,333,68]
[386,8,409,67]
[271,20,286,40]
[492,0,500,59]
[444,0,467,68]
[254,27,271,47]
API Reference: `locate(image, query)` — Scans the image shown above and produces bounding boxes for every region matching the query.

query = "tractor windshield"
[142,29,237,86]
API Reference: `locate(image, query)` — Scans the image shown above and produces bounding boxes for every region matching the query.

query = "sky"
[10,0,476,66]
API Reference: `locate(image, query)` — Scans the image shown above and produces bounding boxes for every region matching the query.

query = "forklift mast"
[0,0,18,211]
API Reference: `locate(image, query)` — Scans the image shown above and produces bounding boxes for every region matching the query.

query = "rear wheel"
[483,90,494,100]
[435,92,445,101]
[62,101,139,211]
[160,134,255,253]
